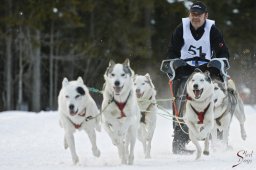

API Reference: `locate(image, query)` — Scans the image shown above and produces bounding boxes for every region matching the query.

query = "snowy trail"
[0,106,256,170]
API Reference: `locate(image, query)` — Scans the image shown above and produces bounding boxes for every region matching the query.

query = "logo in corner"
[232,150,253,168]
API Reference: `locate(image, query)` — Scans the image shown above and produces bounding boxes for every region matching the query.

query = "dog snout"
[136,89,140,94]
[114,80,120,87]
[193,84,198,89]
[69,104,74,110]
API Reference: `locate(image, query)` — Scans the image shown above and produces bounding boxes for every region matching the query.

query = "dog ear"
[133,74,138,82]
[62,77,69,87]
[145,73,155,88]
[109,60,115,67]
[104,72,108,80]
[123,58,130,67]
[77,76,84,84]
[204,71,212,83]
[130,68,135,78]
[123,58,133,77]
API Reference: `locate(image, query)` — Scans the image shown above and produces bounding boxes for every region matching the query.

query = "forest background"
[0,0,255,112]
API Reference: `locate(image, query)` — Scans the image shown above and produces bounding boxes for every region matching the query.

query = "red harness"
[114,92,131,119]
[190,103,211,124]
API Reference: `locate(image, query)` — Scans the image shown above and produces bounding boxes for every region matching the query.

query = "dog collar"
[190,103,211,124]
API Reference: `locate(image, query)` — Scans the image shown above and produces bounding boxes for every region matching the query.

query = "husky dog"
[102,59,140,165]
[134,73,157,159]
[212,79,247,149]
[183,70,215,160]
[58,77,101,164]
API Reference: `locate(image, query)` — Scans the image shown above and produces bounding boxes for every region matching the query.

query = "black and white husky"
[58,77,101,164]
[183,70,215,160]
[212,79,247,149]
[134,73,157,159]
[102,59,140,165]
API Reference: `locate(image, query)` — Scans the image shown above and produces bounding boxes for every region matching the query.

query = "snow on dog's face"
[104,59,134,95]
[213,80,226,107]
[134,73,155,99]
[187,70,214,100]
[60,77,88,116]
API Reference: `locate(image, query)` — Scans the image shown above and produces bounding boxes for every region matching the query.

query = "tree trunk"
[49,20,54,110]
[5,34,12,110]
[145,5,153,58]
[5,0,13,110]
[17,30,24,110]
[32,30,41,112]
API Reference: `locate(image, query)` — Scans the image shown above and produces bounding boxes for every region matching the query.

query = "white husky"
[134,73,157,158]
[58,77,101,164]
[183,70,215,160]
[102,59,140,165]
[212,79,247,150]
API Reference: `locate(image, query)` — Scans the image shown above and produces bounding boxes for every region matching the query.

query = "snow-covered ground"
[0,106,255,170]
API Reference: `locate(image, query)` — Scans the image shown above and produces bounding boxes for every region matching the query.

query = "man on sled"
[161,1,230,154]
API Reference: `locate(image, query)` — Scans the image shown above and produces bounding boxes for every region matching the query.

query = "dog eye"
[200,79,204,82]
[65,95,69,99]
[142,83,145,85]
[121,73,125,77]
[134,83,137,86]
[75,95,80,99]
[111,73,115,77]
[214,87,218,90]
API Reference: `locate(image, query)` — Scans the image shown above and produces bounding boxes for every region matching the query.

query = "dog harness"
[67,108,95,129]
[190,103,211,124]
[113,91,131,119]
[140,96,153,124]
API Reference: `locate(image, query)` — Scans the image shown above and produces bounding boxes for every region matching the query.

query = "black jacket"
[167,21,229,59]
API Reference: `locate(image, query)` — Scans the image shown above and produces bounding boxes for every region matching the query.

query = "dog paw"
[203,151,209,155]
[241,133,247,141]
[72,155,79,164]
[92,148,101,157]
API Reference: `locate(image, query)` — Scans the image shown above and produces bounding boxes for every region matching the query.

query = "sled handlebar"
[183,57,210,63]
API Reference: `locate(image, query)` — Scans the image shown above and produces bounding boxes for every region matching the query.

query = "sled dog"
[183,69,215,160]
[212,79,247,149]
[134,73,157,158]
[102,59,140,165]
[58,77,101,164]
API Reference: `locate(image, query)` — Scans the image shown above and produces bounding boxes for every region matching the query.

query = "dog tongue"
[194,90,201,98]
